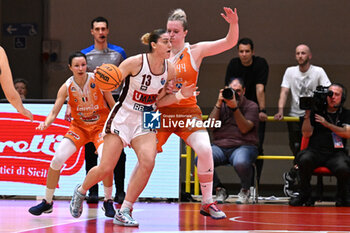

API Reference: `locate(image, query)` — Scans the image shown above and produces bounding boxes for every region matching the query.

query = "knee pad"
[50,138,77,170]
[50,156,65,170]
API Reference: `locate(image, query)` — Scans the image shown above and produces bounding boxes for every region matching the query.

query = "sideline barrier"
[184,115,299,198]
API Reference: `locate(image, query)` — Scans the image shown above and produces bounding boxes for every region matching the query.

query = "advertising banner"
[0,103,180,198]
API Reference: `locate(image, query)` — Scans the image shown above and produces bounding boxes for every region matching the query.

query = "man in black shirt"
[290,83,350,206]
[225,38,269,110]
[224,38,268,186]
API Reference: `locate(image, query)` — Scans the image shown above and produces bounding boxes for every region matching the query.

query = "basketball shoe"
[215,187,228,204]
[28,199,53,216]
[200,202,226,219]
[102,199,116,218]
[114,207,139,227]
[70,184,85,218]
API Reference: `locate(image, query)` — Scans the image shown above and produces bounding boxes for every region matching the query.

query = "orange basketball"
[94,64,123,91]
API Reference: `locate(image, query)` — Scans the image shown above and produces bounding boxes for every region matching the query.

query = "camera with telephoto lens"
[222,87,240,101]
[299,85,333,113]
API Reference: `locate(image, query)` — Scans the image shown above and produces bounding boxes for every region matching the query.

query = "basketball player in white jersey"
[70,29,197,227]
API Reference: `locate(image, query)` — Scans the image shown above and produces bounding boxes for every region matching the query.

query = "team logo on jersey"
[71,87,77,92]
[176,83,182,89]
[80,114,99,123]
[160,78,166,85]
[90,83,95,89]
[133,103,154,112]
[143,110,161,129]
[67,131,80,140]
[133,90,158,104]
[140,85,148,91]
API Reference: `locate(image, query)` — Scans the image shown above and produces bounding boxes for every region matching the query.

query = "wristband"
[231,107,238,112]
[175,89,185,100]
[259,109,266,113]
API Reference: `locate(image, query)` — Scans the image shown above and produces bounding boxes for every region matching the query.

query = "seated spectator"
[14,78,28,100]
[197,77,259,204]
[289,83,350,206]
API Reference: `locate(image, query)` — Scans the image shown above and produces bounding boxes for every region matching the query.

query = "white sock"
[121,200,133,211]
[45,188,55,203]
[104,185,113,201]
[201,182,213,204]
[78,185,87,195]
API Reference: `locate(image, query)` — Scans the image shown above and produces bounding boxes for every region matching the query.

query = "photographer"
[289,83,350,206]
[207,77,259,204]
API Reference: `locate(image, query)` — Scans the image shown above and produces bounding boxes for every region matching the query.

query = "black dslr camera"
[299,85,333,113]
[222,87,240,101]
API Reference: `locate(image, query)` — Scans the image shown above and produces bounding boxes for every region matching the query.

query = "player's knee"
[139,156,155,173]
[194,144,212,159]
[50,156,64,170]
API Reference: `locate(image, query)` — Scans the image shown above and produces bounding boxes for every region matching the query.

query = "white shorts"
[103,106,153,147]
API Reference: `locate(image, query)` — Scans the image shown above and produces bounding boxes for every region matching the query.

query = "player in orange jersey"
[157,7,239,219]
[0,46,32,121]
[28,51,116,218]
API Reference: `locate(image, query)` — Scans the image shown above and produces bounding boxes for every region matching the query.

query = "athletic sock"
[104,185,113,201]
[78,185,87,195]
[121,200,133,211]
[200,182,214,204]
[45,188,55,203]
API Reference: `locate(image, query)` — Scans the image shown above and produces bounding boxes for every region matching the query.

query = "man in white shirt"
[274,44,331,197]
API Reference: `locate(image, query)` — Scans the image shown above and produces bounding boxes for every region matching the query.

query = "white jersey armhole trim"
[185,43,199,72]
[170,42,199,72]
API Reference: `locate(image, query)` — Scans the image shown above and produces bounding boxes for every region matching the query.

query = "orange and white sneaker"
[200,202,226,219]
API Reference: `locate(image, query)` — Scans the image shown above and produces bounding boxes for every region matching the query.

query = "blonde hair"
[141,33,151,45]
[140,29,167,52]
[168,8,188,30]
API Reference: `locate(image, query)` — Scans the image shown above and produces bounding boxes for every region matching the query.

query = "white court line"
[224,209,350,216]
[15,215,104,233]
[128,231,350,233]
[229,216,350,228]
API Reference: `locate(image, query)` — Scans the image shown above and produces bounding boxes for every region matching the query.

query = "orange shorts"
[65,122,104,150]
[156,105,205,153]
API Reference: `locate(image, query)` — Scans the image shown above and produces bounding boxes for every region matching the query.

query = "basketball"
[94,63,123,91]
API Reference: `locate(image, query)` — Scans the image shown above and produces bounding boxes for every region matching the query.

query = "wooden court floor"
[1,199,350,233]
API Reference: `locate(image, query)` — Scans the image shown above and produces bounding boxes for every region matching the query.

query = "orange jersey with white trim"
[66,73,110,128]
[169,43,199,107]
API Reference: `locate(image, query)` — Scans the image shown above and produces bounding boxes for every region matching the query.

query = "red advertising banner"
[0,113,85,186]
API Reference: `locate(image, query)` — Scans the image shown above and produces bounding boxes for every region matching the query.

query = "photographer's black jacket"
[309,107,350,153]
